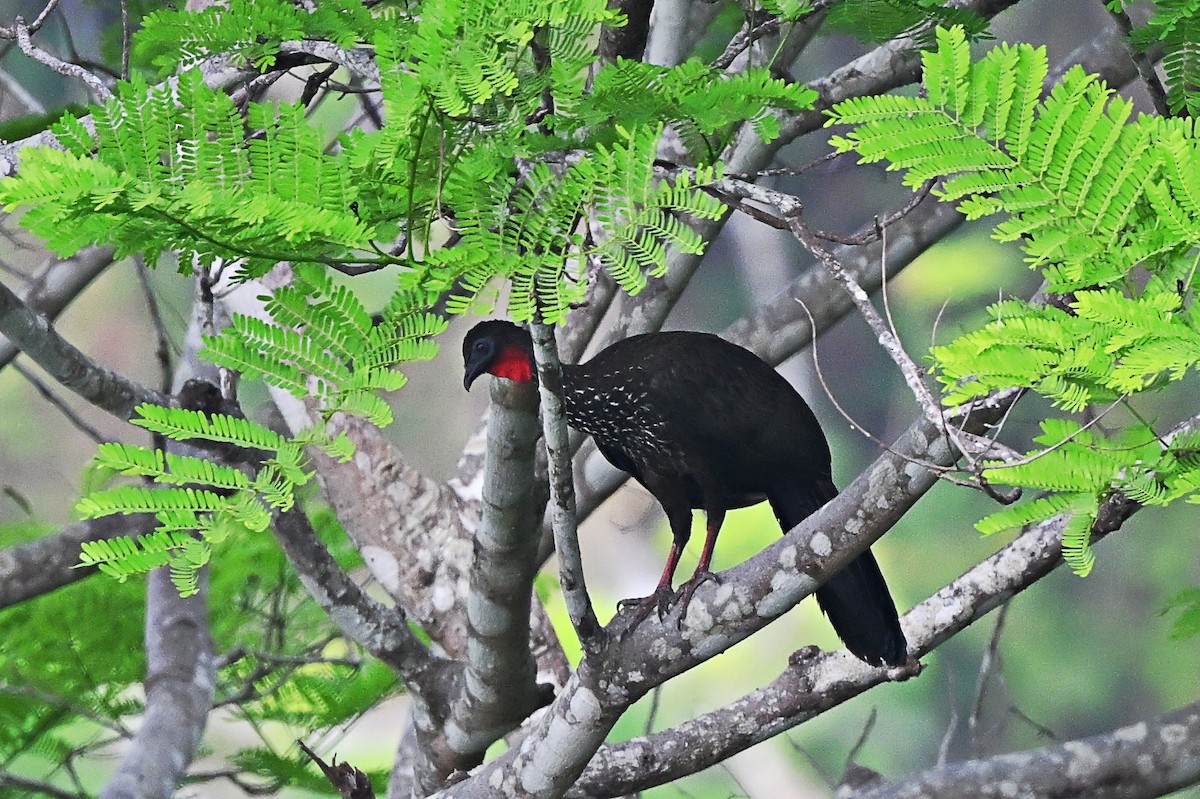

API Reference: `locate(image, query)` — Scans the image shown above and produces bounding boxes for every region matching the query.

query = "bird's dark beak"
[463,355,487,391]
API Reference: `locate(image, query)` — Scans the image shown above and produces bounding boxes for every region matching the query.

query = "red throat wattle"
[492,346,534,383]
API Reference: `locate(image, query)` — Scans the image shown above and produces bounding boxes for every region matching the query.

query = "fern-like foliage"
[972,419,1200,575]
[442,127,727,321]
[0,72,375,278]
[202,276,447,425]
[74,278,443,594]
[135,0,380,74]
[1125,0,1200,117]
[75,406,318,596]
[828,25,1200,574]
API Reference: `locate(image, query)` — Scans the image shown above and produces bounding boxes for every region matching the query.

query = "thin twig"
[845,707,878,766]
[120,0,130,80]
[134,257,175,394]
[12,361,111,444]
[14,17,111,102]
[528,321,604,656]
[0,0,62,39]
[968,602,1010,756]
[785,213,981,464]
[937,688,959,767]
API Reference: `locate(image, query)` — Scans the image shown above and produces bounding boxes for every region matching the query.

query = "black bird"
[463,320,907,666]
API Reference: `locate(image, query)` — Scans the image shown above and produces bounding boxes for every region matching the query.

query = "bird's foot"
[616,586,676,629]
[675,569,721,623]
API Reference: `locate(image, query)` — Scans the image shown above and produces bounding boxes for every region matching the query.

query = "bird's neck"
[492,345,536,384]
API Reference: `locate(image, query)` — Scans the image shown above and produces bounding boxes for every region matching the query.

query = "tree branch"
[271,506,442,685]
[0,278,166,419]
[0,515,154,609]
[529,321,604,654]
[0,246,116,371]
[13,17,112,102]
[433,378,546,785]
[848,700,1200,799]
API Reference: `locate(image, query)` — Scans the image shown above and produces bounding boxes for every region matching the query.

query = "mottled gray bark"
[845,702,1200,799]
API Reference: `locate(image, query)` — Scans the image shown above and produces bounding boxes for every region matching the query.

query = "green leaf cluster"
[1,0,816,321]
[827,25,1200,575]
[74,407,318,596]
[1125,0,1200,117]
[202,275,447,426]
[136,0,380,74]
[975,420,1200,575]
[825,0,991,47]
[0,71,375,278]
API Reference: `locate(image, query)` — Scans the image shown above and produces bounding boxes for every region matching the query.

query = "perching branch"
[847,700,1200,799]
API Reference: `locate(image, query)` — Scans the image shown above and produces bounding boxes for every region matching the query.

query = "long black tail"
[770,482,907,667]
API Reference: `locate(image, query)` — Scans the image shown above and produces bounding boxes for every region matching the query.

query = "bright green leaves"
[830,25,1200,577]
[579,59,818,154]
[0,72,375,276]
[827,26,1200,293]
[932,290,1200,409]
[975,419,1200,576]
[442,127,727,322]
[74,279,443,596]
[1126,0,1200,117]
[202,280,447,427]
[136,0,379,74]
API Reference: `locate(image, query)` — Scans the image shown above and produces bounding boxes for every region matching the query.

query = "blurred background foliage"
[0,0,1197,797]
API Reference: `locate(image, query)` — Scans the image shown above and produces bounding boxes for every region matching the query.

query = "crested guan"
[462,320,907,667]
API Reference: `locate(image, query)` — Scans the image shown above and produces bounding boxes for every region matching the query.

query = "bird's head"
[462,320,535,390]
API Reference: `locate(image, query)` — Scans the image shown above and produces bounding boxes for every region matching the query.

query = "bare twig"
[968,602,1010,756]
[14,17,111,102]
[529,321,604,655]
[11,360,111,444]
[0,0,62,39]
[134,257,175,393]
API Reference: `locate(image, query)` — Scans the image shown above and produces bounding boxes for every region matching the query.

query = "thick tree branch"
[0,245,115,372]
[849,700,1200,799]
[434,378,545,784]
[568,488,1139,797]
[101,567,213,799]
[271,506,442,685]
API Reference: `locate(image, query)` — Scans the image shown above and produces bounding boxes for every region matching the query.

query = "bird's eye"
[474,341,488,352]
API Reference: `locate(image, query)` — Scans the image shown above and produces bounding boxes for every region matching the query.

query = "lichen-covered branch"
[0,515,154,609]
[848,700,1200,799]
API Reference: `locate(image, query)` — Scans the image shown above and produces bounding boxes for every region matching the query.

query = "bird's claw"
[675,569,720,625]
[616,586,676,630]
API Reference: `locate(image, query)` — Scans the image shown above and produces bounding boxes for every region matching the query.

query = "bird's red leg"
[618,499,691,627]
[676,508,724,617]
[617,539,684,626]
